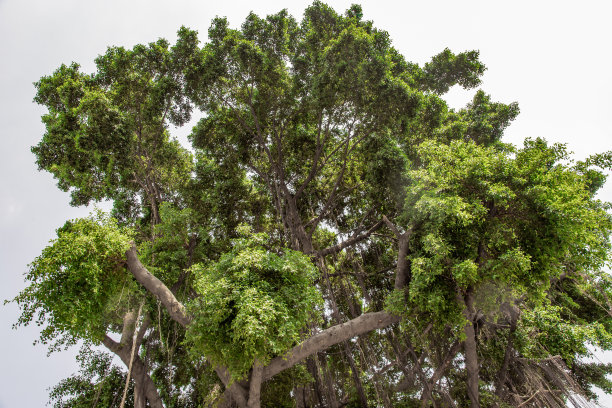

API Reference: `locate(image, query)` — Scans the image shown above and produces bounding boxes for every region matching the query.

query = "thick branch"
[215,366,248,408]
[126,245,252,406]
[247,359,263,408]
[461,290,480,408]
[395,234,410,290]
[382,215,413,289]
[125,245,190,327]
[103,335,164,408]
[262,311,399,381]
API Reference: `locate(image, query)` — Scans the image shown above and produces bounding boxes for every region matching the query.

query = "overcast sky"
[1,0,611,406]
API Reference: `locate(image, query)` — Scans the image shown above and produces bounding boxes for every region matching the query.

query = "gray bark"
[263,311,400,381]
[103,335,165,408]
[247,360,263,408]
[125,245,190,327]
[125,243,403,407]
[461,291,480,408]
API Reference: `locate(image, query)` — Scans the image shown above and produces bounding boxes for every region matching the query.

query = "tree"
[11,3,612,407]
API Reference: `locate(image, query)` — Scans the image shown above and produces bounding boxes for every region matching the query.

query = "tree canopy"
[12,3,612,407]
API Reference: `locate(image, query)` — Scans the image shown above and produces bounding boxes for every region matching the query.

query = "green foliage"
[11,211,134,346]
[394,138,612,336]
[32,34,195,211]
[516,304,612,364]
[418,48,486,94]
[49,346,130,408]
[186,230,322,378]
[17,3,612,407]
[574,361,612,400]
[139,203,206,286]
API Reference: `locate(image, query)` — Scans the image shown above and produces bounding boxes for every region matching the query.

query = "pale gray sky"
[1,0,611,406]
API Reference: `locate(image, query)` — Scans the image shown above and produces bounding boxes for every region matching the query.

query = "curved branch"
[125,244,191,327]
[214,366,248,408]
[102,335,164,408]
[262,311,399,381]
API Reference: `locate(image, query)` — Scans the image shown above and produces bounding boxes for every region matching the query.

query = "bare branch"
[382,215,401,237]
[125,245,190,327]
[317,220,384,257]
[262,311,399,381]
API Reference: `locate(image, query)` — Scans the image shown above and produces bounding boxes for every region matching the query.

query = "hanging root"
[119,302,144,408]
[503,356,594,408]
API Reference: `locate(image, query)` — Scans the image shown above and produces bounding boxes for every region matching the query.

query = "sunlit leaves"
[11,212,134,345]
[397,138,612,333]
[186,232,322,378]
[517,305,612,364]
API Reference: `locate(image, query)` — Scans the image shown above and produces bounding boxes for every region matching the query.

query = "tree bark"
[343,340,369,408]
[294,385,306,408]
[395,233,410,290]
[318,352,339,408]
[307,357,326,407]
[461,291,480,408]
[262,311,399,381]
[103,335,164,408]
[125,245,190,327]
[247,359,263,408]
[215,366,248,408]
[125,243,403,405]
[134,381,146,408]
[495,303,520,399]
[382,215,412,290]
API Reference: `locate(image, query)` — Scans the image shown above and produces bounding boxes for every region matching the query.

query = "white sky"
[1,0,611,406]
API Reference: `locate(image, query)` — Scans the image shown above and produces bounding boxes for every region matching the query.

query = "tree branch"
[214,366,248,408]
[125,244,190,327]
[247,359,263,408]
[102,335,164,408]
[317,220,383,257]
[295,112,325,199]
[262,311,399,381]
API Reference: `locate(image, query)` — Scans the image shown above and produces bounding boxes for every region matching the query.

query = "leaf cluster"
[186,232,322,378]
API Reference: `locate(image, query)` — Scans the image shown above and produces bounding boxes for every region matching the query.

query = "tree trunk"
[462,291,480,408]
[318,352,339,408]
[395,233,410,290]
[307,357,326,407]
[247,359,263,408]
[134,381,146,408]
[294,385,306,408]
[103,336,165,408]
[495,303,520,400]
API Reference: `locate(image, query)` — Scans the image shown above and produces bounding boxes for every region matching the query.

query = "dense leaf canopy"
[12,3,612,407]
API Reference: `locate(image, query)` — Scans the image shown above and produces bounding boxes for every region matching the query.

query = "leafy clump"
[186,233,322,378]
[11,211,134,347]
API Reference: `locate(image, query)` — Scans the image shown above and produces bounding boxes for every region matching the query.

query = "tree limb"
[125,244,190,327]
[102,335,164,408]
[317,220,383,257]
[262,311,399,381]
[247,359,263,408]
[214,366,248,408]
